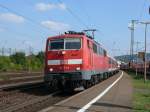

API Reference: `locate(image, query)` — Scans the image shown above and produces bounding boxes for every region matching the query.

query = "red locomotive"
[44,31,119,90]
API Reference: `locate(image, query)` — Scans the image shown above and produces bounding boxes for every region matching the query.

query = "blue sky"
[0,0,150,56]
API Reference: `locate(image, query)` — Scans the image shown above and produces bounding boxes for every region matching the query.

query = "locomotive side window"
[49,39,64,50]
[99,47,103,55]
[87,40,90,48]
[65,38,81,49]
[104,50,107,56]
[93,43,97,53]
[98,46,102,55]
[109,58,111,64]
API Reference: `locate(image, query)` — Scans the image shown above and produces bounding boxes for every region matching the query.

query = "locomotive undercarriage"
[44,70,119,91]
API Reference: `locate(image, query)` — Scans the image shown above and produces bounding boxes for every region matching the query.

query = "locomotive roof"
[47,31,107,52]
[47,31,117,61]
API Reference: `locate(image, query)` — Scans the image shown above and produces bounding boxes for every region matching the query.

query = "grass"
[127,71,150,112]
[134,92,150,112]
[133,79,150,90]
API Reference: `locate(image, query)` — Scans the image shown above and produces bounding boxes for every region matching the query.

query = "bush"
[0,56,11,71]
[0,51,44,72]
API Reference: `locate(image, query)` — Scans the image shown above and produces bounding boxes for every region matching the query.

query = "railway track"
[0,71,79,112]
[0,72,44,86]
[0,75,113,112]
[0,91,60,112]
[0,80,44,91]
[0,82,78,112]
[0,72,118,112]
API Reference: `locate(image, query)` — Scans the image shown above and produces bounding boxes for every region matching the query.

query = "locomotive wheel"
[45,82,56,91]
[83,80,90,89]
[91,77,96,85]
[57,80,65,91]
[44,82,51,90]
[97,75,101,82]
[65,81,74,92]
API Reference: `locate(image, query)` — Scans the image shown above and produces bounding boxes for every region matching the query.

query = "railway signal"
[138,52,145,61]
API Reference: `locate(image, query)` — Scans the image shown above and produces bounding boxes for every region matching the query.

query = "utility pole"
[135,41,141,76]
[28,45,33,73]
[2,47,4,56]
[9,48,12,56]
[140,21,150,83]
[128,20,138,64]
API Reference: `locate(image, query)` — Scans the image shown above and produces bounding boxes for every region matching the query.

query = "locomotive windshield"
[49,38,81,50]
[50,39,64,50]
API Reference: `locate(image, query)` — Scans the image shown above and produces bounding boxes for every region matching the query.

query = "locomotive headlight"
[49,68,53,72]
[76,67,80,71]
[62,51,66,54]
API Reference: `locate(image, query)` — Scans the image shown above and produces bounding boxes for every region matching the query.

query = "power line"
[57,0,89,29]
[0,3,57,33]
[0,3,57,48]
[138,0,147,20]
[75,1,93,28]
[76,1,102,35]
[0,24,34,39]
[56,0,105,44]
[0,24,46,54]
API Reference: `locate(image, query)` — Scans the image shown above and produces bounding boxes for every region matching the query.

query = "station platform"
[40,71,133,112]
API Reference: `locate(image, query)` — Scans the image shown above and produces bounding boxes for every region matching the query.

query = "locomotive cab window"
[49,39,64,50]
[65,38,81,49]
[49,38,81,50]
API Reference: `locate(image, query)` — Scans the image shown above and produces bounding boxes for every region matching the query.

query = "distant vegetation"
[0,51,44,72]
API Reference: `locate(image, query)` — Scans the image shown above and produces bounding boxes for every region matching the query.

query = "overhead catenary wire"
[77,1,102,31]
[0,23,47,55]
[57,0,89,29]
[56,0,106,44]
[138,0,147,20]
[0,24,35,39]
[0,3,54,54]
[0,3,57,33]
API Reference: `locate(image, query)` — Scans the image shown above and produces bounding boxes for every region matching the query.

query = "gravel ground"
[0,77,43,85]
[0,72,43,78]
[0,84,78,112]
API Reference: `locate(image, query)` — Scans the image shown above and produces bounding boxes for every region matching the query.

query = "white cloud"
[0,13,25,23]
[41,20,70,31]
[58,3,66,10]
[35,3,66,12]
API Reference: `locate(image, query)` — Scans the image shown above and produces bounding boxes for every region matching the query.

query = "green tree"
[10,52,26,66]
[36,51,44,64]
[0,56,11,71]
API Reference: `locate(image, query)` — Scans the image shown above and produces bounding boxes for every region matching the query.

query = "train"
[121,61,150,75]
[44,31,119,91]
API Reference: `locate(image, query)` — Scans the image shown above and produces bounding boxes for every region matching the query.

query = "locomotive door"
[87,40,93,70]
